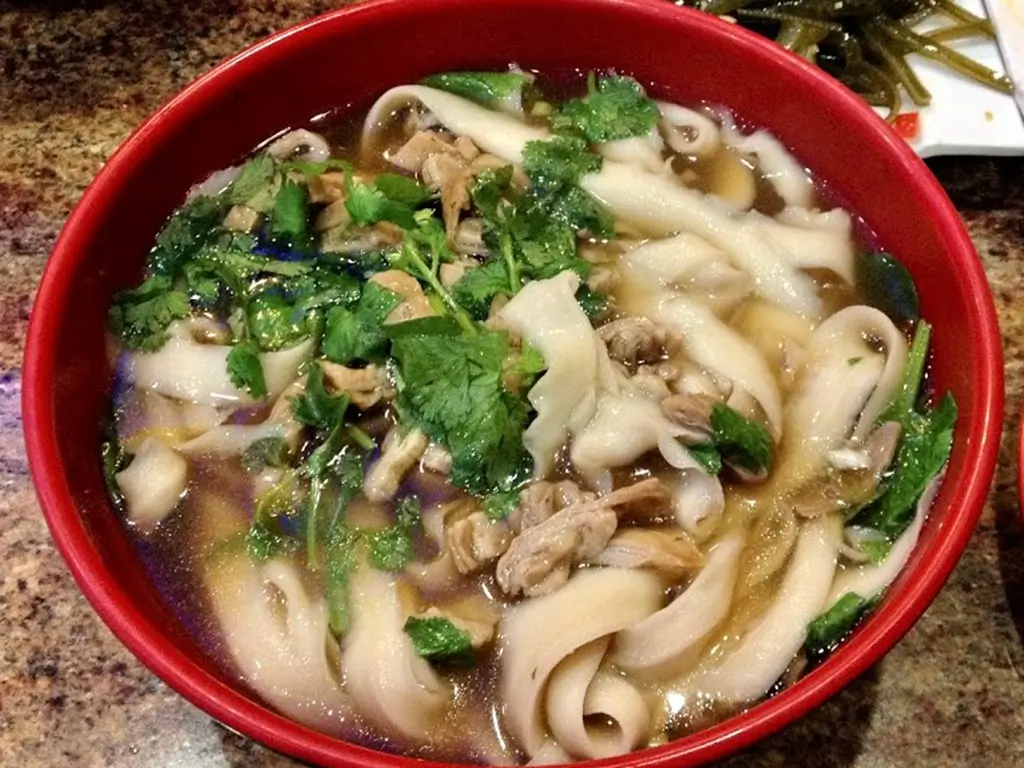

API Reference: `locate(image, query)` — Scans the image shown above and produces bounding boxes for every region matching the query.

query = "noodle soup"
[102,70,955,763]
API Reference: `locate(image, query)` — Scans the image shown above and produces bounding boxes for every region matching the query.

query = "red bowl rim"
[21,0,1003,766]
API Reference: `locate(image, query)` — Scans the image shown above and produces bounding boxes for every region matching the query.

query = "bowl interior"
[23,0,1002,766]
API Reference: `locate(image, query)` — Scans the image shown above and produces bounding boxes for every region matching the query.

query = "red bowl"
[22,0,1003,765]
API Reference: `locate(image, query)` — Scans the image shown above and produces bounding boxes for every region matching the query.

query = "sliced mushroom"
[791,421,902,518]
[660,392,717,439]
[265,129,330,163]
[598,317,669,368]
[587,528,703,579]
[364,428,429,502]
[320,362,393,410]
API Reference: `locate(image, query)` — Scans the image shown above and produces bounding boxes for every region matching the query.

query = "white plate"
[891,0,1024,157]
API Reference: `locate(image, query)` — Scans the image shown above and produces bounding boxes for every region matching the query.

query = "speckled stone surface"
[1,2,1023,766]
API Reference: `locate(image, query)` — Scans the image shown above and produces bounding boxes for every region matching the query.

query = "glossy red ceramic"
[22,0,1003,765]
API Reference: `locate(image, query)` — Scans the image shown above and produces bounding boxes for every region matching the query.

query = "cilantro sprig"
[549,73,660,142]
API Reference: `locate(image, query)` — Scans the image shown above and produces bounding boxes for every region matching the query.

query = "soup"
[102,70,956,763]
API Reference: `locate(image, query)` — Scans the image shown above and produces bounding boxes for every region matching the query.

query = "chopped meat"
[307,172,346,204]
[507,481,555,532]
[553,480,595,509]
[315,199,351,232]
[320,362,393,410]
[267,378,306,450]
[363,428,429,502]
[440,260,476,288]
[446,511,513,575]
[369,270,436,323]
[496,478,671,597]
[321,222,403,254]
[496,505,617,597]
[420,442,453,475]
[792,421,902,518]
[598,316,669,368]
[454,136,481,161]
[223,204,260,233]
[587,528,702,578]
[453,218,488,256]
[388,130,458,173]
[661,392,717,438]
[422,153,473,239]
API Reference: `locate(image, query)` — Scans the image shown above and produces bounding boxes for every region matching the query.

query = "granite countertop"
[2,2,1023,766]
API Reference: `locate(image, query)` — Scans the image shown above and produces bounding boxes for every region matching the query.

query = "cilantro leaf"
[391,329,532,496]
[279,158,348,176]
[226,341,268,399]
[146,195,225,276]
[107,275,191,352]
[268,178,310,246]
[575,285,609,320]
[374,173,430,206]
[420,71,530,107]
[687,442,723,475]
[484,489,520,521]
[451,260,512,319]
[880,321,930,426]
[860,251,920,326]
[403,616,474,664]
[101,435,130,512]
[471,165,515,221]
[853,392,956,550]
[241,436,291,474]
[549,73,659,142]
[246,290,311,351]
[246,518,299,562]
[522,136,602,190]
[322,281,404,364]
[345,174,427,230]
[545,184,615,238]
[369,493,420,569]
[710,404,774,474]
[198,236,312,280]
[291,364,350,430]
[227,155,276,205]
[324,523,362,635]
[246,469,302,562]
[806,593,879,658]
[852,322,957,558]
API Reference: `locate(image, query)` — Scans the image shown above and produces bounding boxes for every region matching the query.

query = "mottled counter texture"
[1,1,1023,766]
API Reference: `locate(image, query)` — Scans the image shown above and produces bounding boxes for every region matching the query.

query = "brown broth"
[113,71,918,764]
